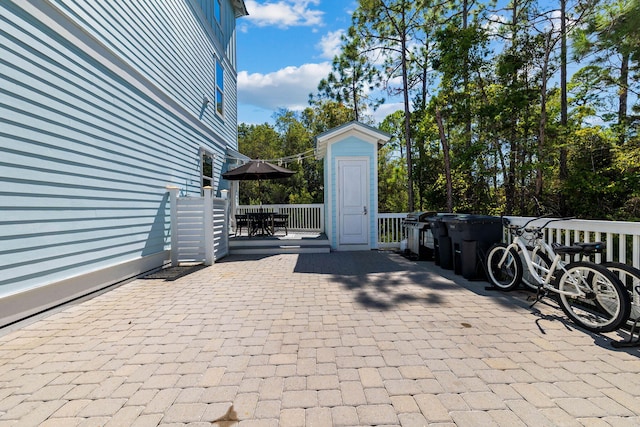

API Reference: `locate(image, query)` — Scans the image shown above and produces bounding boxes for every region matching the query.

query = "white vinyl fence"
[237,204,324,232]
[505,216,640,269]
[211,198,229,262]
[378,213,408,249]
[168,187,228,266]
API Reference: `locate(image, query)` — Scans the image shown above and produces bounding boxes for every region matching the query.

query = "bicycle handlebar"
[503,216,575,236]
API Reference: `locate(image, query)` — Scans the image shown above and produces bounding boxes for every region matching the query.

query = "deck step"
[230,244,331,255]
[229,232,330,255]
[229,239,327,248]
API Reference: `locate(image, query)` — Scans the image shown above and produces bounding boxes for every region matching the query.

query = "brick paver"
[1,251,640,426]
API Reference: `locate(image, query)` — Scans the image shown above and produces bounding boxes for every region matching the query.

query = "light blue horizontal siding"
[0,0,239,298]
[195,0,238,66]
[50,0,238,148]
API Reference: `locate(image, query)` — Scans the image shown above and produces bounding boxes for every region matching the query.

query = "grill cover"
[404,211,435,224]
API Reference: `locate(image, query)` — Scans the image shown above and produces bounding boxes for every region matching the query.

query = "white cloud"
[238,62,332,113]
[373,102,404,123]
[237,63,407,124]
[483,13,508,37]
[244,0,324,28]
[317,29,344,59]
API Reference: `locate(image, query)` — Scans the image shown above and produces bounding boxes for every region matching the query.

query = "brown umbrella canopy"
[222,160,295,181]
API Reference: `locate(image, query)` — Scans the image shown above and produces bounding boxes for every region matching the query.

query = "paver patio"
[1,251,639,426]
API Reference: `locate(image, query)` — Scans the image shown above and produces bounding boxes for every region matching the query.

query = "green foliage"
[378,145,408,212]
[561,127,617,218]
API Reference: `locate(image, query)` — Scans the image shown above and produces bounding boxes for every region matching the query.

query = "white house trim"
[315,121,390,160]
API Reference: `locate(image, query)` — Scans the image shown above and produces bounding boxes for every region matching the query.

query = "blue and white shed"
[316,122,390,251]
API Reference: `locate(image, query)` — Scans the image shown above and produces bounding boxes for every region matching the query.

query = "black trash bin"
[443,215,503,279]
[426,214,457,269]
[419,226,434,261]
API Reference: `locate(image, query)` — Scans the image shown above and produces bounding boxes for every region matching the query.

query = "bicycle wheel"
[522,250,554,290]
[603,262,640,322]
[556,262,631,332]
[486,243,523,291]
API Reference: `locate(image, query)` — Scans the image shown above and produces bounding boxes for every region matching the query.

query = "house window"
[202,151,214,190]
[214,0,221,24]
[215,60,224,116]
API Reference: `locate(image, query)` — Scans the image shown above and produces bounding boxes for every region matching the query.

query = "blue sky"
[235,1,403,125]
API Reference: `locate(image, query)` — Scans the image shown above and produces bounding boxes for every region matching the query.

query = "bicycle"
[511,218,640,342]
[485,217,631,333]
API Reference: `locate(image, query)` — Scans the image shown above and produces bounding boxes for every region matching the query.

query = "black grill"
[403,212,434,259]
[403,212,433,224]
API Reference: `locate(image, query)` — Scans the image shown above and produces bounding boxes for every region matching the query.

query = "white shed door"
[338,158,369,246]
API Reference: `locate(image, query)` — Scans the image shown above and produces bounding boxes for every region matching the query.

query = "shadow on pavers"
[294,251,472,311]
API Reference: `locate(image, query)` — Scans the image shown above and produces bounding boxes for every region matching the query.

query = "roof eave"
[315,121,390,159]
[232,0,249,18]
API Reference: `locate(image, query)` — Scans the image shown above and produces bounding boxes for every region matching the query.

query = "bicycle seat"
[573,242,606,254]
[552,243,583,255]
[551,242,606,255]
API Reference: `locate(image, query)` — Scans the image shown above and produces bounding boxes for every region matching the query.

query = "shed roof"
[315,121,390,159]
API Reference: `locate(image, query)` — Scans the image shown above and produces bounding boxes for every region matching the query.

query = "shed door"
[338,158,369,246]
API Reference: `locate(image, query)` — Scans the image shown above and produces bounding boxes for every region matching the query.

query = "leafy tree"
[301,100,356,134]
[573,0,639,143]
[563,127,620,218]
[235,123,285,204]
[377,144,408,212]
[310,27,383,122]
[431,5,492,212]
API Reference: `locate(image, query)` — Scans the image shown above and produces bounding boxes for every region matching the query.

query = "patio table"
[247,212,274,236]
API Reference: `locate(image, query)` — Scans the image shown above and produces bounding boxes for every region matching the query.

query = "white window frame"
[201,149,215,193]
[215,58,224,117]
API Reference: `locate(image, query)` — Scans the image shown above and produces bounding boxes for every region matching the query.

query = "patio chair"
[235,214,249,236]
[272,213,288,235]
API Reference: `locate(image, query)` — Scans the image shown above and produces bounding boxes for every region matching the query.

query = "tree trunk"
[463,0,471,147]
[618,52,629,145]
[352,77,360,122]
[536,33,552,198]
[559,0,568,214]
[462,0,474,207]
[435,108,453,212]
[504,0,519,216]
[401,10,414,212]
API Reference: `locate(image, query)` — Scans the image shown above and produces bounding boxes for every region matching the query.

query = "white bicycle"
[507,217,640,339]
[485,217,630,333]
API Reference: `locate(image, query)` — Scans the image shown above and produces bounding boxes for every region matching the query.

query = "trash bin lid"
[446,214,501,224]
[426,213,457,224]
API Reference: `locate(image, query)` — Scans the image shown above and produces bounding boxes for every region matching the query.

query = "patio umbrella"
[222,160,295,181]
[223,160,295,235]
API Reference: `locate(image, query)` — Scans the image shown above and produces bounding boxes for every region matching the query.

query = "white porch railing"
[505,216,640,269]
[236,205,405,246]
[236,204,324,232]
[378,213,408,249]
